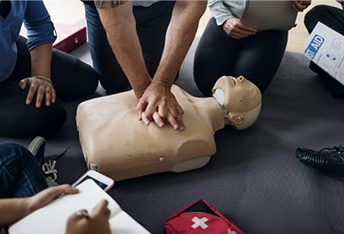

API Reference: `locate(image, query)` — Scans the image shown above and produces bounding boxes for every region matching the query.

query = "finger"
[168,106,178,119]
[19,79,28,89]
[153,112,165,128]
[228,31,247,39]
[291,2,298,12]
[176,104,184,115]
[176,113,185,131]
[73,209,89,220]
[40,184,78,203]
[157,103,167,120]
[231,26,256,36]
[51,88,56,103]
[236,23,257,33]
[135,100,147,121]
[167,113,179,130]
[141,111,151,126]
[26,84,38,105]
[144,101,157,121]
[50,184,79,196]
[292,1,304,11]
[228,33,242,40]
[42,184,79,199]
[45,87,52,106]
[36,86,45,108]
[91,200,110,219]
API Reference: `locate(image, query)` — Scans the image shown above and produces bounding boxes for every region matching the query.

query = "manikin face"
[212,76,262,129]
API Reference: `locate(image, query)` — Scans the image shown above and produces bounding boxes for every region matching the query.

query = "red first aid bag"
[165,199,244,234]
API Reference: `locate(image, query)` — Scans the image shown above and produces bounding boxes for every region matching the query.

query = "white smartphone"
[72,170,114,191]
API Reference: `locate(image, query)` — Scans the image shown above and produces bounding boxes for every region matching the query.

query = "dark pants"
[83,1,175,93]
[0,36,99,138]
[0,142,47,198]
[194,17,288,97]
[304,5,344,97]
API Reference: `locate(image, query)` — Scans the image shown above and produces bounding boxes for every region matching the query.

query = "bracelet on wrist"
[34,76,52,84]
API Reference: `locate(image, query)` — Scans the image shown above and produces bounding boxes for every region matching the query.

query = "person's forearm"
[96,1,151,98]
[153,1,207,86]
[0,198,30,227]
[30,42,53,79]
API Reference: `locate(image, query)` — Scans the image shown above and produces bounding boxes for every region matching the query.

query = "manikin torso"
[76,76,261,181]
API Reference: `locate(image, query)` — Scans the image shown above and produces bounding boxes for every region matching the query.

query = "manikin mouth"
[231,78,236,85]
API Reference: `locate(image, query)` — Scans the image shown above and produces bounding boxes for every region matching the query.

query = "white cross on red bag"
[164,199,244,234]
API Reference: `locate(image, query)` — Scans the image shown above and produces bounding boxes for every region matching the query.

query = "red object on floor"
[165,199,245,234]
[53,24,86,53]
[20,23,87,53]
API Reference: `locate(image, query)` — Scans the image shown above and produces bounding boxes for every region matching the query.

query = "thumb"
[19,78,28,89]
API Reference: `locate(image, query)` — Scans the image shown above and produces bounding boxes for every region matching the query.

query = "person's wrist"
[33,75,52,84]
[22,197,35,216]
[152,79,172,89]
[133,76,151,98]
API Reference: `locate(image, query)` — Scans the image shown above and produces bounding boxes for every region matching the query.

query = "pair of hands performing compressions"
[96,1,208,132]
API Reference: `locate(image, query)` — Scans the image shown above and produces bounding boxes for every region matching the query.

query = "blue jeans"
[83,1,175,93]
[0,142,47,198]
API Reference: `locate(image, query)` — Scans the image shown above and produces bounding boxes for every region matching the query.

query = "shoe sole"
[28,136,46,156]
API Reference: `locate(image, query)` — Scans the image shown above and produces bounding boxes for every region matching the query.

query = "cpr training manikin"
[76,76,262,181]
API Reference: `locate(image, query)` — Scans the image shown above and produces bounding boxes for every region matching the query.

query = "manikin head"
[212,75,262,130]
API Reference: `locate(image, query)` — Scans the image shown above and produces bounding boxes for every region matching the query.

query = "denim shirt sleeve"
[23,1,56,51]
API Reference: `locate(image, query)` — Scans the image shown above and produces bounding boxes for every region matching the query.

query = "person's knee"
[0,142,31,164]
[0,102,66,138]
[24,102,67,138]
[304,5,329,32]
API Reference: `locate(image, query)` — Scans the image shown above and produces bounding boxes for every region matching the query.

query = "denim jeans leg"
[83,3,129,93]
[0,142,48,198]
[83,2,176,93]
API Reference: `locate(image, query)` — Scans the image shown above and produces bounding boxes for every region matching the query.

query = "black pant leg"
[134,1,175,78]
[304,5,344,97]
[304,5,344,34]
[194,17,240,97]
[0,80,66,138]
[12,36,99,101]
[194,18,286,96]
[232,30,288,93]
[50,48,99,101]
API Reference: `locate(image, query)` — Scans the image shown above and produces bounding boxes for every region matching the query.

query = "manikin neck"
[213,89,230,125]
